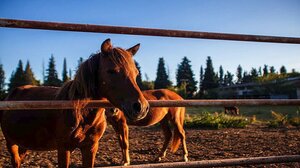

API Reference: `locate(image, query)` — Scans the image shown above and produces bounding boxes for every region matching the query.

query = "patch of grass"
[185,112,251,129]
[267,110,300,127]
[267,111,288,128]
[186,106,300,121]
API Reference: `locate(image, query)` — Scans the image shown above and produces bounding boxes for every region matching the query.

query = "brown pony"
[0,39,149,168]
[106,89,188,166]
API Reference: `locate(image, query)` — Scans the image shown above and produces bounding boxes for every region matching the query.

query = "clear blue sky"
[0,0,299,85]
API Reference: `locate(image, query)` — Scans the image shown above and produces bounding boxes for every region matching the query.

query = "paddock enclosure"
[0,18,300,167]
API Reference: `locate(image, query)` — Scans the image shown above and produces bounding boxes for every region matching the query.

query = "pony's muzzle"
[131,100,149,120]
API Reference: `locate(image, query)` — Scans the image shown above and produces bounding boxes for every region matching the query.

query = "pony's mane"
[56,47,135,100]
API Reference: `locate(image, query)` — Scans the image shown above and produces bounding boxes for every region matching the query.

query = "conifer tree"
[8,60,25,92]
[199,65,204,96]
[263,64,269,76]
[0,64,6,99]
[176,56,197,98]
[24,61,39,85]
[154,57,171,89]
[62,58,70,83]
[202,56,218,91]
[44,55,62,86]
[218,66,224,86]
[134,61,144,89]
[280,66,287,74]
[77,57,84,71]
[236,65,243,84]
[224,71,234,86]
[270,66,276,74]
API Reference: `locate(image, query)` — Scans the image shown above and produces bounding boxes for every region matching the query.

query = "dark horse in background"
[0,39,149,168]
[107,89,188,166]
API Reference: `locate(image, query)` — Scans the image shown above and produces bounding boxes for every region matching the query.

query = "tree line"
[0,54,299,100]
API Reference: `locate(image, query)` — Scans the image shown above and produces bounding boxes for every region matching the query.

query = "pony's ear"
[127,43,140,56]
[101,38,113,54]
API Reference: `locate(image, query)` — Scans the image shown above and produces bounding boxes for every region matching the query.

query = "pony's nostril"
[132,102,142,113]
[145,105,150,112]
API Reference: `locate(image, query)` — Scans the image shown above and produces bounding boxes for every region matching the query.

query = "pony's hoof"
[123,162,130,166]
[155,157,163,162]
[184,156,189,162]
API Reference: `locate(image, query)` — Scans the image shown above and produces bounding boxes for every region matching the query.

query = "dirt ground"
[0,124,299,168]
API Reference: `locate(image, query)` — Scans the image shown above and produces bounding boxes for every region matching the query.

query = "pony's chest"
[69,109,106,145]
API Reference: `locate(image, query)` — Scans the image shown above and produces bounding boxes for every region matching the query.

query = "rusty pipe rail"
[99,155,300,168]
[1,18,300,44]
[0,99,299,110]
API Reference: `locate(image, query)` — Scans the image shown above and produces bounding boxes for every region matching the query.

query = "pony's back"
[5,85,59,101]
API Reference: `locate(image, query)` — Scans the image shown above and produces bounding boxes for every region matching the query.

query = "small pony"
[106,89,188,166]
[0,39,149,168]
[224,106,240,115]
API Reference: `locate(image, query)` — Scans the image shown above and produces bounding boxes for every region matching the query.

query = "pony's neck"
[70,53,105,100]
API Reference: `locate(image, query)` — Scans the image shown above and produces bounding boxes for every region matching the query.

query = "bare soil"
[0,124,299,168]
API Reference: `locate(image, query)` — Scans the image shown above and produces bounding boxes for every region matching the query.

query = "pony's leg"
[110,117,130,166]
[156,118,172,162]
[80,121,106,167]
[174,120,188,162]
[6,143,22,168]
[58,148,71,168]
[80,141,99,168]
[119,122,130,166]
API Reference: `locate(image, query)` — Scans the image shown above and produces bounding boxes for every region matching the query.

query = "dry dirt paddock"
[0,125,299,168]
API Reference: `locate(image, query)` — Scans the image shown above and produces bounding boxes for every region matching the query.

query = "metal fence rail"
[1,18,300,167]
[1,99,300,110]
[1,18,300,44]
[99,155,300,168]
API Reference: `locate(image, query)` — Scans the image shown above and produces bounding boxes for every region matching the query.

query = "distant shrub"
[185,112,251,129]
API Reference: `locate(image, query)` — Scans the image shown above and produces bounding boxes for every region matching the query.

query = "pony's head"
[74,39,149,121]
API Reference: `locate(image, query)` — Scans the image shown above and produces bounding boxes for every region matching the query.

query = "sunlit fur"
[106,89,188,166]
[0,39,147,168]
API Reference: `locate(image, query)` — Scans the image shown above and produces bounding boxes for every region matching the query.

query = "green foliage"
[62,58,70,83]
[154,57,172,89]
[280,66,287,74]
[218,65,224,86]
[185,112,251,129]
[134,61,144,89]
[0,64,6,100]
[176,56,197,98]
[8,60,26,92]
[44,55,62,87]
[202,56,218,91]
[267,111,288,128]
[24,61,39,85]
[236,65,243,84]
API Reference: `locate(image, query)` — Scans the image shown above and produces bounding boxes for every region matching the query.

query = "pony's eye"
[107,69,118,74]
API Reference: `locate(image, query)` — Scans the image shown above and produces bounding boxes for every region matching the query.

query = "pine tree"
[135,61,144,89]
[0,64,6,100]
[280,66,287,74]
[199,65,204,96]
[270,66,276,74]
[69,68,73,80]
[250,68,259,78]
[44,55,62,86]
[218,66,224,86]
[62,58,70,83]
[263,65,269,76]
[24,61,39,85]
[8,60,26,92]
[77,57,84,71]
[224,71,234,86]
[154,57,171,89]
[202,56,218,91]
[258,67,262,76]
[176,56,197,98]
[236,65,243,84]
